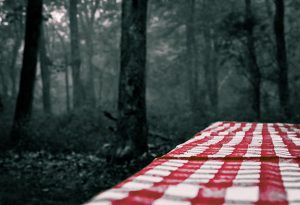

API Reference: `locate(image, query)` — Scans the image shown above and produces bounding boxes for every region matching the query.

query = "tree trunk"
[186,0,204,125]
[56,30,71,112]
[202,0,219,117]
[117,0,148,156]
[274,0,290,118]
[203,23,219,117]
[98,70,103,107]
[209,46,218,115]
[79,1,99,108]
[245,0,261,119]
[39,24,52,114]
[85,31,96,107]
[10,0,43,146]
[265,0,273,19]
[69,0,83,108]
[65,55,71,113]
[0,94,3,113]
[9,37,22,100]
[0,66,8,98]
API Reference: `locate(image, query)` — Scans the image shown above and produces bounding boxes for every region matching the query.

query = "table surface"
[84,122,300,205]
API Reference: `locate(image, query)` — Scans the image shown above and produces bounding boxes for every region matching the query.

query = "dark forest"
[0,0,299,204]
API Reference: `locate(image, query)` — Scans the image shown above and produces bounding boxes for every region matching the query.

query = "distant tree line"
[0,0,298,155]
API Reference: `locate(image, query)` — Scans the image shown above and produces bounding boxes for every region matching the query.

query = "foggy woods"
[0,0,300,204]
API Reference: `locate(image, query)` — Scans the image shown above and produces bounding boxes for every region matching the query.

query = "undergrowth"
[0,150,154,205]
[0,107,186,205]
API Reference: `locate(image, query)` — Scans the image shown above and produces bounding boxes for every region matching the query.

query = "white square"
[153,199,191,205]
[122,181,152,190]
[135,175,163,183]
[225,186,259,202]
[286,189,300,201]
[165,184,199,198]
[156,165,179,171]
[235,174,260,179]
[96,190,128,200]
[146,169,170,176]
[283,181,300,188]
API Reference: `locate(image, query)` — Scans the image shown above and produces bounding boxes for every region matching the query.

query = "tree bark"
[7,4,24,100]
[245,0,261,119]
[85,31,96,107]
[9,37,22,99]
[56,31,71,112]
[39,24,52,114]
[65,54,71,113]
[186,0,204,125]
[0,66,8,98]
[0,94,3,113]
[202,0,219,118]
[274,0,290,118]
[117,0,148,156]
[69,0,83,108]
[209,50,218,116]
[79,0,99,108]
[265,0,273,19]
[10,0,43,146]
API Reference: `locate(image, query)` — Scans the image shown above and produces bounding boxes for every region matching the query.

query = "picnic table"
[85,122,300,205]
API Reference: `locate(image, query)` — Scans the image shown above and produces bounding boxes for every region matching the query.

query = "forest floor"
[0,108,197,205]
[0,148,170,205]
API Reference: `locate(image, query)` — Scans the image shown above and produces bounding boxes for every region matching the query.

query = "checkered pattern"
[85,122,300,205]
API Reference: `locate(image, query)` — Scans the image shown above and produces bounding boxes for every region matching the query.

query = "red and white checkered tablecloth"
[85,122,300,205]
